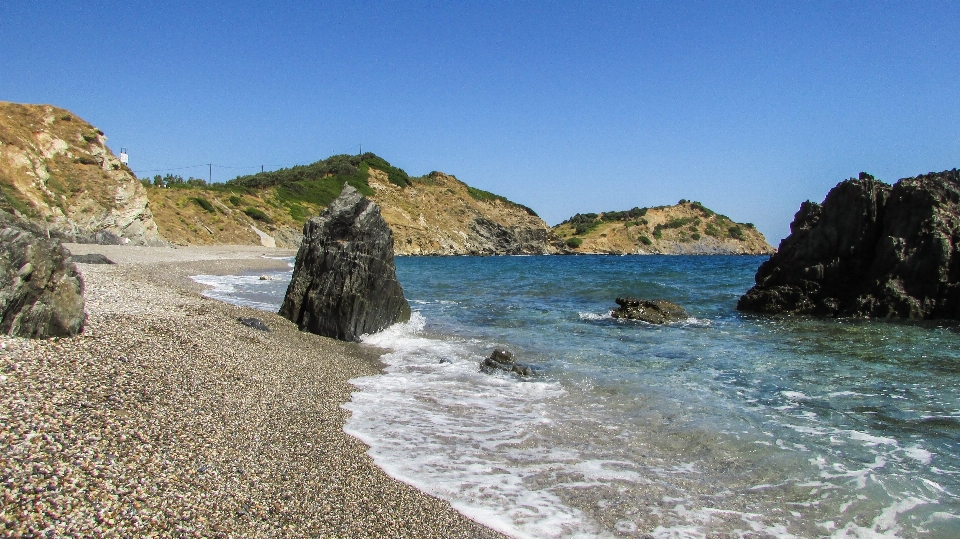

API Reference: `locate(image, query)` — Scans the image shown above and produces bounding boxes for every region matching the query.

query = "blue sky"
[2,1,958,242]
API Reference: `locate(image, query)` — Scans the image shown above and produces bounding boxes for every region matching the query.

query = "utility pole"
[359,143,362,156]
[208,164,212,184]
[261,165,264,173]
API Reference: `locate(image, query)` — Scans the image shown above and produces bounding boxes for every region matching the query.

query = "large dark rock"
[279,185,410,341]
[0,210,86,338]
[738,169,960,319]
[611,297,689,324]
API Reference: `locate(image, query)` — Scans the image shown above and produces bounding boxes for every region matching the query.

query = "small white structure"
[119,147,128,165]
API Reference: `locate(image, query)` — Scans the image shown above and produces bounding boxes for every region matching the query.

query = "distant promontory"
[552,201,774,255]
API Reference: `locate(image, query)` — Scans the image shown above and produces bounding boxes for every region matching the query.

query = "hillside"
[553,200,774,255]
[0,102,161,245]
[144,153,563,254]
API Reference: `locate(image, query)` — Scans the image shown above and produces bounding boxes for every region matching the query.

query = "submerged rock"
[738,169,960,319]
[611,298,688,324]
[0,210,86,338]
[482,348,532,376]
[278,185,410,342]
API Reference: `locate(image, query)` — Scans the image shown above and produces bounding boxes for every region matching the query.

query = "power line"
[132,147,369,176]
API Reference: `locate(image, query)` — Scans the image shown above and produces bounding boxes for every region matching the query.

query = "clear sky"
[3,1,958,243]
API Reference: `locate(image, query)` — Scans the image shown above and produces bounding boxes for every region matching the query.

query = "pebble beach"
[1,244,506,538]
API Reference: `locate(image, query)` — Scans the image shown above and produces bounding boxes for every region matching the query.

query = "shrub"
[745,222,756,228]
[193,197,215,213]
[666,217,696,229]
[229,195,242,206]
[653,229,663,239]
[639,235,652,245]
[691,233,701,241]
[705,224,720,237]
[566,237,583,248]
[728,226,745,240]
[599,207,648,222]
[244,207,273,224]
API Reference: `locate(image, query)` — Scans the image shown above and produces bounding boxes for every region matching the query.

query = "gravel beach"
[1,244,507,538]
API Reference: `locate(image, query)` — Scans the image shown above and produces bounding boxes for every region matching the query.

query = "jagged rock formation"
[0,102,162,245]
[738,170,960,319]
[553,201,773,255]
[0,210,85,338]
[611,298,689,324]
[279,185,410,341]
[369,170,563,255]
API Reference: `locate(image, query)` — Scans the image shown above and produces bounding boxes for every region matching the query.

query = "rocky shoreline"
[1,244,505,538]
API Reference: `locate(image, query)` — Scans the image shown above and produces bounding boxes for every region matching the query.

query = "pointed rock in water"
[738,169,960,319]
[0,210,86,338]
[279,185,411,342]
[611,297,688,324]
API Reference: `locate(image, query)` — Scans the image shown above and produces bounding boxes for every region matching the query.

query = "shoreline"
[1,244,507,538]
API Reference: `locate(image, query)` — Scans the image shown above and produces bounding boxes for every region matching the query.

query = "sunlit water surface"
[194,255,960,538]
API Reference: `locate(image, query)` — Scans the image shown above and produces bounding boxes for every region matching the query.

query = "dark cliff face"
[279,185,411,342]
[738,169,960,319]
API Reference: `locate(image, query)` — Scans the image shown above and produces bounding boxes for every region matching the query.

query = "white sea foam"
[578,311,611,321]
[904,445,934,465]
[348,313,606,538]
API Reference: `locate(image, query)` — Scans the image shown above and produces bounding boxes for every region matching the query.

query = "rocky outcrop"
[0,102,162,246]
[481,349,532,376]
[279,185,410,341]
[0,210,85,338]
[611,298,689,324]
[738,170,960,319]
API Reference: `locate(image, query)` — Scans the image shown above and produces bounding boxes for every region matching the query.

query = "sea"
[191,255,960,538]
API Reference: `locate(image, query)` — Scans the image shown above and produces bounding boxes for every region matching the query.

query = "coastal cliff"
[738,169,960,318]
[552,200,774,255]
[0,102,161,245]
[370,170,562,255]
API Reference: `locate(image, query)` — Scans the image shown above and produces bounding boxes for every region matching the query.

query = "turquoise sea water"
[194,255,960,538]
